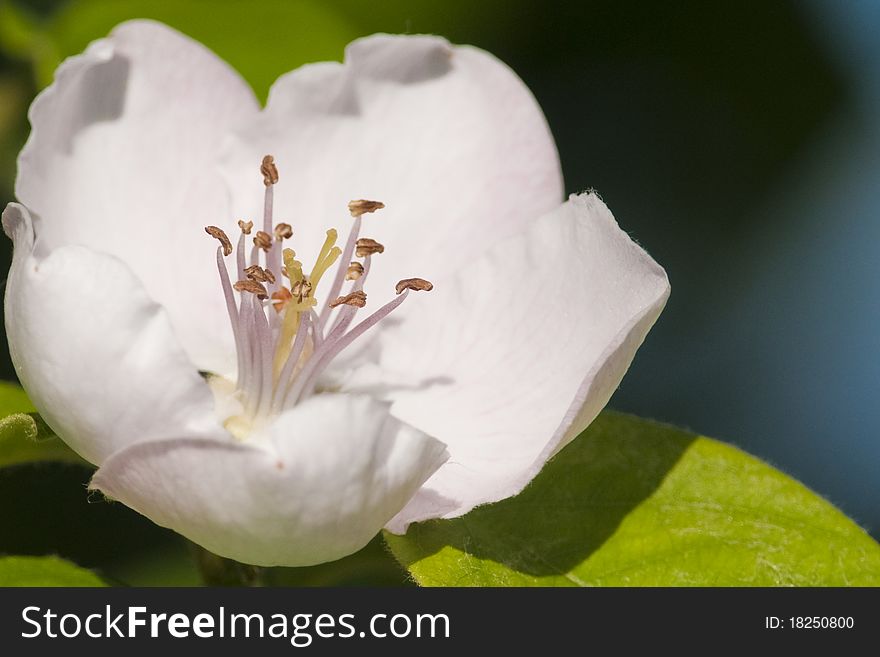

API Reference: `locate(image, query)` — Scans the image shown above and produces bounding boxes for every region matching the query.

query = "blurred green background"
[0,0,877,584]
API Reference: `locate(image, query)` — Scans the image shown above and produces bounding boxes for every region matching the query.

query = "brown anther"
[261,155,279,186]
[253,230,272,251]
[244,264,276,285]
[274,222,293,240]
[271,287,292,313]
[233,279,269,299]
[330,290,368,308]
[345,261,365,281]
[238,219,253,235]
[204,226,233,256]
[355,238,385,257]
[291,279,313,302]
[348,199,385,217]
[395,278,434,295]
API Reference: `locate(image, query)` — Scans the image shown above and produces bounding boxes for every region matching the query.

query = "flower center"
[205,155,432,440]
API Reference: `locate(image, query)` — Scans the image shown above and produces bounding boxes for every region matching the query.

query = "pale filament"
[205,156,430,438]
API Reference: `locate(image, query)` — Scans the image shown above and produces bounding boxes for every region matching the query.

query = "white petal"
[376,193,670,531]
[3,203,224,466]
[90,394,448,567]
[15,20,259,375]
[220,34,563,299]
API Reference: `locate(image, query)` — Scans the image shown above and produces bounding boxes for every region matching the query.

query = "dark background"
[0,0,877,583]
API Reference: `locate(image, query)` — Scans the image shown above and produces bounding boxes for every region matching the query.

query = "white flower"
[3,20,669,566]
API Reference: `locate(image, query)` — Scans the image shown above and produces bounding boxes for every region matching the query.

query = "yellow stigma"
[272,232,342,381]
[274,308,302,381]
[282,248,303,285]
[309,229,341,291]
[274,249,306,380]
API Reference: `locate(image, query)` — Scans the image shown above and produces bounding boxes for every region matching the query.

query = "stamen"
[259,157,282,294]
[329,290,367,308]
[245,264,276,284]
[355,256,372,291]
[237,301,256,401]
[274,223,293,240]
[233,279,269,299]
[291,279,313,303]
[249,242,261,276]
[291,286,423,405]
[271,312,312,413]
[250,294,274,419]
[318,215,362,329]
[326,254,371,337]
[283,305,357,406]
[205,225,233,256]
[214,246,243,381]
[235,230,247,279]
[271,287,292,313]
[309,309,324,349]
[348,199,385,217]
[355,238,384,257]
[253,230,273,252]
[395,277,434,294]
[260,155,279,186]
[210,168,431,438]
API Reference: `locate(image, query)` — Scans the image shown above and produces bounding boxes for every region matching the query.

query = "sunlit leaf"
[0,379,34,415]
[386,411,880,586]
[0,555,107,586]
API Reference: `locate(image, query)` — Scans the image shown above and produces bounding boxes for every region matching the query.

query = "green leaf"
[0,555,107,586]
[0,379,35,416]
[0,381,85,468]
[386,411,880,586]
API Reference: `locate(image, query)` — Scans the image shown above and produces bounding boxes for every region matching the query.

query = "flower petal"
[2,203,224,466]
[375,193,670,531]
[221,34,563,298]
[15,20,260,375]
[90,394,448,566]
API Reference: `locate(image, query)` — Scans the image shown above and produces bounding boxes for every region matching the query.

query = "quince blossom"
[3,21,669,566]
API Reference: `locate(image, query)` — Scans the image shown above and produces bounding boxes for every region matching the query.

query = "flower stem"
[189,542,265,587]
